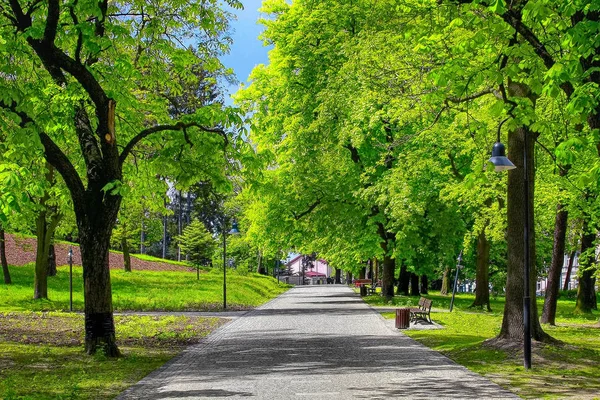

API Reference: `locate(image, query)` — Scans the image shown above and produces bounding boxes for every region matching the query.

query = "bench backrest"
[422,299,432,311]
[418,297,426,307]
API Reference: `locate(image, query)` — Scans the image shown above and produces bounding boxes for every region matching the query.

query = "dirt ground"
[4,234,193,272]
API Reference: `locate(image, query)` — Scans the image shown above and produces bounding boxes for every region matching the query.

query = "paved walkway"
[118,286,517,399]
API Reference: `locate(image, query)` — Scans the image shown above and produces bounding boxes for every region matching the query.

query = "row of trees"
[235,0,600,347]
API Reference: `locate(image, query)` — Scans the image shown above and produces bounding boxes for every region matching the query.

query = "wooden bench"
[353,279,372,288]
[409,297,433,323]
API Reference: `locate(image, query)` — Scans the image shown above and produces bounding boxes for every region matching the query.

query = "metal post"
[223,220,227,310]
[449,251,463,312]
[68,246,73,312]
[523,130,532,369]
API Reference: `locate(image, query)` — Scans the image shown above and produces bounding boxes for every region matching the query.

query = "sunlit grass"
[375,291,600,399]
[0,312,225,400]
[0,263,290,312]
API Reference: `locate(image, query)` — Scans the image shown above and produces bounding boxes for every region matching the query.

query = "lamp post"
[449,251,463,312]
[222,218,240,310]
[68,246,73,312]
[488,129,532,370]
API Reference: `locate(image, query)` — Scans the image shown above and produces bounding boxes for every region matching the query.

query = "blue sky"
[220,1,271,104]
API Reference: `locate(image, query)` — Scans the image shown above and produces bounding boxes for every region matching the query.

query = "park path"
[117,285,517,400]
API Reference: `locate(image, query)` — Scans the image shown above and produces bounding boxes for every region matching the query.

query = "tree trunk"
[80,209,120,357]
[420,274,428,294]
[121,228,131,273]
[177,190,183,262]
[335,268,341,284]
[359,267,366,280]
[494,123,549,342]
[346,271,352,284]
[48,244,57,277]
[397,261,409,295]
[562,251,576,291]
[440,267,450,295]
[541,203,568,324]
[410,273,420,296]
[381,254,395,299]
[162,202,168,259]
[34,211,61,299]
[1,228,11,284]
[575,224,597,313]
[471,228,491,311]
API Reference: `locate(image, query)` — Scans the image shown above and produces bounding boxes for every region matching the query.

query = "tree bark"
[346,271,352,284]
[541,203,568,324]
[335,268,341,284]
[359,267,366,280]
[575,224,597,313]
[495,123,549,342]
[440,267,450,295]
[381,254,395,299]
[1,228,11,284]
[562,251,576,291]
[420,274,428,294]
[471,228,492,311]
[410,273,420,296]
[397,261,409,295]
[48,244,57,277]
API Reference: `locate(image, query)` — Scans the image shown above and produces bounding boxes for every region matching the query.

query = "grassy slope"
[1,264,290,312]
[366,292,600,399]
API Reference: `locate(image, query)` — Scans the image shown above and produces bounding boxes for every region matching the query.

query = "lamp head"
[488,142,516,172]
[229,219,240,235]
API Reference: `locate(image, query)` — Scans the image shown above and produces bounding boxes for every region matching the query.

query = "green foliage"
[178,220,216,266]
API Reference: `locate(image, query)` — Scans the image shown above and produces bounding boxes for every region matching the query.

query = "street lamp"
[449,251,463,312]
[222,218,239,310]
[67,246,73,312]
[488,130,531,370]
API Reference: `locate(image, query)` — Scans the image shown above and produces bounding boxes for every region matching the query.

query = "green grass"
[372,291,600,399]
[1,263,290,312]
[0,312,225,400]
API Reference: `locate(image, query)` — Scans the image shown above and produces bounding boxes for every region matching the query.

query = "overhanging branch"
[119,122,227,166]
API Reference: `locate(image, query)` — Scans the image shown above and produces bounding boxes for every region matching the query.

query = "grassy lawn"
[0,312,226,399]
[1,264,290,312]
[367,292,600,399]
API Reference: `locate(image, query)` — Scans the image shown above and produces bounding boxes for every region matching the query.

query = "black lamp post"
[449,251,463,312]
[68,246,73,312]
[488,130,532,370]
[223,218,240,310]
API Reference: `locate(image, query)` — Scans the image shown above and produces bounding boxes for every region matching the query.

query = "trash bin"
[395,308,410,329]
[360,285,367,297]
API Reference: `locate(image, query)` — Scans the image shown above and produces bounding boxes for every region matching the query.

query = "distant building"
[285,255,332,285]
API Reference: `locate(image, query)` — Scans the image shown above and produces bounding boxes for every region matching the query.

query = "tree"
[179,220,216,279]
[0,226,10,284]
[0,0,242,355]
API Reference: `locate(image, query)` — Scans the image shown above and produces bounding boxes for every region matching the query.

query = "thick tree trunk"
[346,271,352,284]
[381,254,395,299]
[397,261,409,295]
[471,228,491,311]
[440,267,450,295]
[541,203,568,324]
[410,273,420,296]
[575,225,597,313]
[1,228,11,284]
[335,268,341,284]
[562,251,576,291]
[495,124,549,342]
[48,244,57,277]
[80,213,120,357]
[420,274,428,294]
[34,211,61,299]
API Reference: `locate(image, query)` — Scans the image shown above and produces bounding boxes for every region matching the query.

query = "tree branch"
[292,198,321,221]
[119,122,227,166]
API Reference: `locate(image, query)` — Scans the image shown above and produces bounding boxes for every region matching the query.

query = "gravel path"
[117,285,518,399]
